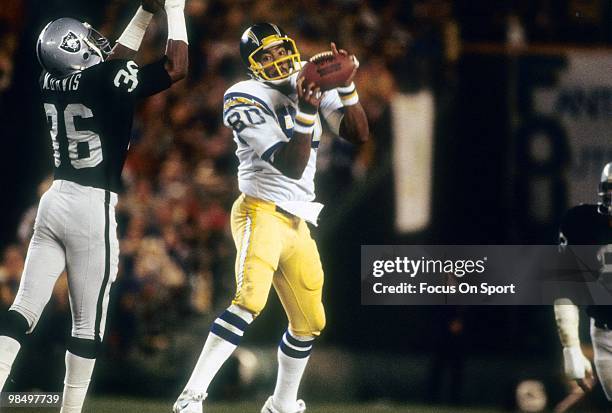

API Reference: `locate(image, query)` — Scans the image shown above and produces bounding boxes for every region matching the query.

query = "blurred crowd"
[2,0,609,370]
[0,0,442,360]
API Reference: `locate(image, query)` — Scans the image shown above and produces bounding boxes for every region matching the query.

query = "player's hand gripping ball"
[299,42,358,91]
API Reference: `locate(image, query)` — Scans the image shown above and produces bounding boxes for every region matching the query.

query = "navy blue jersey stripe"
[219,310,250,332]
[261,141,285,162]
[211,323,241,346]
[224,92,274,117]
[223,103,266,117]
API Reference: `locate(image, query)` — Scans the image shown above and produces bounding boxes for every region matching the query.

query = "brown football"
[299,52,355,91]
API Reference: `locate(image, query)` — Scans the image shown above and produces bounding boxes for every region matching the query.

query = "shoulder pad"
[224,80,275,116]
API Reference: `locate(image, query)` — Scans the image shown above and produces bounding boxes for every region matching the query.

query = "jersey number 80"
[225,107,265,133]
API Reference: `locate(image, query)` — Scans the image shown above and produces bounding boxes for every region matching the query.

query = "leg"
[591,319,612,401]
[176,197,282,412]
[60,192,118,413]
[269,220,325,412]
[0,196,66,390]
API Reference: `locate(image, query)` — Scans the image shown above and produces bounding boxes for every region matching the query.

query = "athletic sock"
[0,336,21,390]
[60,351,96,413]
[272,330,314,411]
[184,304,254,394]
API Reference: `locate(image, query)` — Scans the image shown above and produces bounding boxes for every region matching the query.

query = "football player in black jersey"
[0,0,188,411]
[554,162,612,404]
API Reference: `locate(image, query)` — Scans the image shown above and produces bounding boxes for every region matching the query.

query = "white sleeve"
[553,298,581,348]
[319,89,344,136]
[223,98,287,161]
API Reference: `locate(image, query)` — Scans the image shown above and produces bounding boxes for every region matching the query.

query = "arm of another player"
[162,0,188,82]
[331,42,369,145]
[101,0,187,99]
[109,0,187,84]
[271,78,322,179]
[553,298,596,393]
[108,0,163,61]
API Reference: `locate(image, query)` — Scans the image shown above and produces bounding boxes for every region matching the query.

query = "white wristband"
[337,82,359,106]
[294,110,316,135]
[166,7,189,44]
[554,299,580,348]
[117,6,153,51]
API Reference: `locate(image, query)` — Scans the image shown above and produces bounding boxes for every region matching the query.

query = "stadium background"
[0,0,611,411]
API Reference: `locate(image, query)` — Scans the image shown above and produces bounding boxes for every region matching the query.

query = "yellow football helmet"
[240,23,302,81]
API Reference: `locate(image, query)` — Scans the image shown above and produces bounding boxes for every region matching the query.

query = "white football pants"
[591,318,612,401]
[11,180,119,341]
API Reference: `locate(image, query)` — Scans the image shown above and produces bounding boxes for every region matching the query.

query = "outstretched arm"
[109,0,188,85]
[331,42,369,145]
[108,0,163,61]
[163,0,188,82]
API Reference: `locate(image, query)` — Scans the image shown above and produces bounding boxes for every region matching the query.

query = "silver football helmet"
[36,17,111,76]
[599,162,612,216]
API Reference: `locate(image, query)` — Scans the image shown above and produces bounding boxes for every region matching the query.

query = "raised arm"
[331,43,369,145]
[108,0,187,84]
[108,0,162,61]
[163,0,188,82]
[271,78,322,179]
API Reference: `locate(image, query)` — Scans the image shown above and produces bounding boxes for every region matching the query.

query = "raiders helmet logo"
[60,31,81,53]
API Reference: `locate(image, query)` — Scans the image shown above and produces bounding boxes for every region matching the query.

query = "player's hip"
[47,179,118,205]
[230,193,320,268]
[231,193,301,233]
[35,180,118,241]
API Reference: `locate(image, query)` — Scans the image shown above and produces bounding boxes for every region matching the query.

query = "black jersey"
[559,204,612,323]
[40,58,172,193]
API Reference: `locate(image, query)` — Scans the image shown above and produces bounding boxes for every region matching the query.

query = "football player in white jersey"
[174,23,368,413]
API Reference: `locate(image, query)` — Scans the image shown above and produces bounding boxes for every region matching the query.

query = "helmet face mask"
[37,18,111,77]
[598,163,612,216]
[240,24,302,82]
[248,36,301,81]
[82,22,112,60]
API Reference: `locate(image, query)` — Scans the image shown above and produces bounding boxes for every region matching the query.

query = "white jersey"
[223,71,343,205]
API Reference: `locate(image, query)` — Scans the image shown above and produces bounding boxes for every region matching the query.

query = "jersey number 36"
[44,103,102,169]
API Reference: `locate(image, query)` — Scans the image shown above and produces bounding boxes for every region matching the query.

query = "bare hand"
[142,0,164,13]
[331,42,359,87]
[575,369,596,393]
[553,374,596,413]
[296,76,322,113]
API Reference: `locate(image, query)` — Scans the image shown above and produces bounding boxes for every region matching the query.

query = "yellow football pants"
[230,194,326,336]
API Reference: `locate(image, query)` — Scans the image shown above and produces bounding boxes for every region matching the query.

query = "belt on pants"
[242,194,298,220]
[275,205,297,219]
